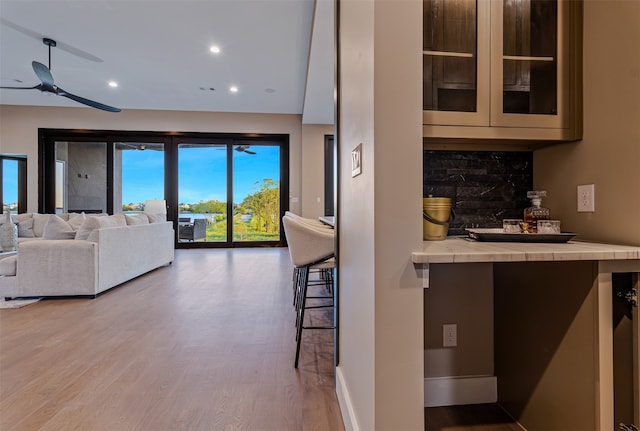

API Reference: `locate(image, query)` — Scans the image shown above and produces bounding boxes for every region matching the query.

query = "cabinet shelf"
[424,50,474,58]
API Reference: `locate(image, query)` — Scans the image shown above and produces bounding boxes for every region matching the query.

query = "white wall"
[301,124,334,218]
[0,105,304,214]
[337,0,424,429]
[534,0,640,246]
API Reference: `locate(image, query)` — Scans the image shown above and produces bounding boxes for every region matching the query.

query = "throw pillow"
[32,214,51,237]
[85,214,127,242]
[0,255,17,276]
[145,213,167,223]
[17,218,35,238]
[75,216,102,240]
[105,214,127,227]
[67,212,86,230]
[42,215,76,240]
[125,214,149,225]
[14,213,33,223]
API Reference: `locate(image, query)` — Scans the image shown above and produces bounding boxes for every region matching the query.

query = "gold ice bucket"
[423,196,453,241]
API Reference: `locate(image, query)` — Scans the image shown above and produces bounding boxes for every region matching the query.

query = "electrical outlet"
[443,324,457,347]
[577,184,595,212]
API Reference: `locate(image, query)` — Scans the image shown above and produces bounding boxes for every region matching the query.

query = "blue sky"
[2,160,18,205]
[122,145,280,205]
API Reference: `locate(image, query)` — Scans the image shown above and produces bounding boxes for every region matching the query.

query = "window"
[0,155,27,213]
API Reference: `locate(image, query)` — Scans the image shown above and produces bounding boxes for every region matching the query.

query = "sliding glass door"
[177,142,228,243]
[176,140,284,246]
[232,142,281,243]
[54,141,107,214]
[116,142,165,213]
[39,130,289,248]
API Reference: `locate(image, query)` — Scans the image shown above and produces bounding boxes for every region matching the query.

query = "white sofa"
[0,213,174,298]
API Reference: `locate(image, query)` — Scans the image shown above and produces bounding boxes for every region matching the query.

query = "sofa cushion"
[67,213,86,230]
[125,214,149,225]
[0,255,17,276]
[32,214,51,237]
[17,218,35,238]
[42,215,76,240]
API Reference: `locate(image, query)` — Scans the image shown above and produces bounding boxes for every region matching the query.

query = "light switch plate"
[577,184,595,212]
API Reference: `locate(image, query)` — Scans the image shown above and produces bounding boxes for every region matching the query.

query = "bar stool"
[282,214,335,368]
[284,211,334,304]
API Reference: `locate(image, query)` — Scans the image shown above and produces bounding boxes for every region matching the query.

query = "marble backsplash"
[423,150,533,235]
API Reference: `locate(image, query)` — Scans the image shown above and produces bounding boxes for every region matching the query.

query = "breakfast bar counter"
[412,237,640,265]
[414,237,640,431]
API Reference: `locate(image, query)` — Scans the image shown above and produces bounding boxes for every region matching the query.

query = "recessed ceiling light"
[210,45,221,54]
[229,86,238,93]
[108,81,118,88]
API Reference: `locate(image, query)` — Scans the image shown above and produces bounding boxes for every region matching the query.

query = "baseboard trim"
[336,366,359,431]
[424,375,497,407]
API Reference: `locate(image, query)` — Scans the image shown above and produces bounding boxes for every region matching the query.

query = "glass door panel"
[232,143,281,243]
[502,0,557,115]
[423,0,490,127]
[1,159,18,213]
[115,142,165,213]
[423,0,478,112]
[54,141,107,214]
[177,143,227,243]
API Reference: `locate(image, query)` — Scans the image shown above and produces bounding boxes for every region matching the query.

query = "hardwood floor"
[0,248,344,431]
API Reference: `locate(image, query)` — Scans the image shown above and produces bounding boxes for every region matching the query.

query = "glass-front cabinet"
[423,0,490,126]
[423,0,582,142]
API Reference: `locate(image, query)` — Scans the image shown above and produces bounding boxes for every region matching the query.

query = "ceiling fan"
[235,145,256,155]
[0,38,120,113]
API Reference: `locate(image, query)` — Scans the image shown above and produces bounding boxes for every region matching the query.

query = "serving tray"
[466,228,577,243]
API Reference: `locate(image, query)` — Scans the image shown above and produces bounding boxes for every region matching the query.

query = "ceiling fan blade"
[244,150,256,155]
[56,88,121,113]
[32,61,55,89]
[0,84,41,90]
[1,18,103,63]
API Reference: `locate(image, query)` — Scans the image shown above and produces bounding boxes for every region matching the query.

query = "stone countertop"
[412,237,640,264]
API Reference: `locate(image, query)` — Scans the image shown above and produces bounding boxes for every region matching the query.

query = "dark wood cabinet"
[423,0,582,143]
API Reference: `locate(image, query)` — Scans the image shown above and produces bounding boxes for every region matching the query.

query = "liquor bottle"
[523,191,550,233]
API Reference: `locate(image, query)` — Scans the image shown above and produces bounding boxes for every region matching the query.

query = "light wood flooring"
[0,248,344,431]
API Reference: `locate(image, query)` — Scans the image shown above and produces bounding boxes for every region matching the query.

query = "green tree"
[241,178,280,234]
[192,199,226,215]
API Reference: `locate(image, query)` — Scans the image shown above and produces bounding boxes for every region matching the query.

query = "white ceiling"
[0,0,335,124]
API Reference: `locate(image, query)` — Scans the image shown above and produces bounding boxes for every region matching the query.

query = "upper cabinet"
[423,0,582,143]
